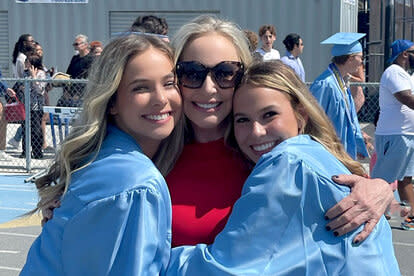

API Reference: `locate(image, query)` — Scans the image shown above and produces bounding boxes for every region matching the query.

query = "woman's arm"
[325,175,394,244]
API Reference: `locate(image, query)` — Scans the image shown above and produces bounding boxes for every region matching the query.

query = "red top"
[166,139,250,247]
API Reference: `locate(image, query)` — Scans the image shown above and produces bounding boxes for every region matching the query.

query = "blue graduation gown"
[309,66,368,159]
[167,135,400,276]
[21,125,172,275]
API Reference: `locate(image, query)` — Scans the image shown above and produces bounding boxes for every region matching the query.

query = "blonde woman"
[167,61,399,276]
[21,35,183,275]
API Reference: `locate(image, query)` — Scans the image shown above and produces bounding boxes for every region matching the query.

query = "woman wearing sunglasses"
[167,15,394,248]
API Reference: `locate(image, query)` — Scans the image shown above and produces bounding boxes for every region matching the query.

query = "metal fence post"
[24,78,31,172]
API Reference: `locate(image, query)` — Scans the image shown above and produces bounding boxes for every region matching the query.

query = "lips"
[251,141,276,152]
[143,112,172,121]
[193,101,222,110]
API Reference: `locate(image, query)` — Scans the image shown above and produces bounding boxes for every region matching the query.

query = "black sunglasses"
[72,42,84,47]
[406,50,414,54]
[176,61,244,89]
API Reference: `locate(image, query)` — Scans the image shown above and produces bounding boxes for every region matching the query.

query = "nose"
[202,72,218,94]
[251,121,266,137]
[152,88,168,107]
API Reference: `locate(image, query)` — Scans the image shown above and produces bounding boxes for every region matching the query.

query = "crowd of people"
[0,13,411,275]
[0,33,104,160]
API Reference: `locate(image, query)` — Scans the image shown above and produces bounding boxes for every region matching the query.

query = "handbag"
[5,95,25,123]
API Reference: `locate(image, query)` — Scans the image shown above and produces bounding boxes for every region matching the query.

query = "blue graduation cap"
[321,32,366,57]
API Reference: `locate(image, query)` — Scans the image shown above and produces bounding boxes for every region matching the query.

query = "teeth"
[195,102,220,109]
[252,142,276,152]
[145,113,170,121]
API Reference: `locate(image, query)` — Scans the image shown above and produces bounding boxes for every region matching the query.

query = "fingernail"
[334,231,339,237]
[325,226,331,231]
[332,175,339,179]
[324,215,329,220]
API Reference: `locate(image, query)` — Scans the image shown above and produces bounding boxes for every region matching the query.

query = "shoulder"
[69,132,165,201]
[256,135,348,177]
[383,64,410,80]
[310,70,335,92]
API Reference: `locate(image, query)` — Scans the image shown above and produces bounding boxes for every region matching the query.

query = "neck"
[290,49,299,58]
[192,123,226,143]
[396,59,409,71]
[262,46,271,52]
[139,139,161,159]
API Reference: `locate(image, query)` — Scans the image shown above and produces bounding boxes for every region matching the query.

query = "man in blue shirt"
[280,33,305,82]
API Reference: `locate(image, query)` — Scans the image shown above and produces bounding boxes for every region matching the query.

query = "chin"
[151,126,175,140]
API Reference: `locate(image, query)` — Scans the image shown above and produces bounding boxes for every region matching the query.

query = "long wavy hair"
[12,34,32,64]
[171,15,252,142]
[228,60,365,176]
[32,35,184,213]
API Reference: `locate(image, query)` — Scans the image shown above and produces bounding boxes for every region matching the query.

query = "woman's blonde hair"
[32,35,184,213]
[171,15,252,142]
[229,60,365,176]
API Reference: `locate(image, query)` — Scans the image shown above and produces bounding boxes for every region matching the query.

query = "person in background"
[243,29,262,61]
[280,33,305,82]
[89,40,103,56]
[130,14,169,42]
[21,34,183,275]
[33,41,54,150]
[243,29,258,53]
[59,34,94,107]
[254,24,280,61]
[0,69,16,160]
[18,54,47,159]
[166,60,399,276]
[8,34,35,150]
[12,34,35,79]
[310,32,369,160]
[372,39,414,230]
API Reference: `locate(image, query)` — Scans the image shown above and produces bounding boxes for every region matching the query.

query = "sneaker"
[0,150,11,161]
[401,217,414,231]
[7,138,20,149]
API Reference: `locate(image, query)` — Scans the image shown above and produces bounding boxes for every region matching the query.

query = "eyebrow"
[233,105,279,118]
[127,71,175,87]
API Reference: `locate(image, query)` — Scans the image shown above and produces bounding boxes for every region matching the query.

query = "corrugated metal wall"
[0,0,358,82]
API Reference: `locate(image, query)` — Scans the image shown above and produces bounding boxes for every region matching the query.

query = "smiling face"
[110,47,181,157]
[233,84,300,163]
[179,33,240,140]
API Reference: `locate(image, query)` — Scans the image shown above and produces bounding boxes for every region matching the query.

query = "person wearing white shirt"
[254,24,280,61]
[372,39,414,230]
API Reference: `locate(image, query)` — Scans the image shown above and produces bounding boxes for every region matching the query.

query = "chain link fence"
[0,78,84,174]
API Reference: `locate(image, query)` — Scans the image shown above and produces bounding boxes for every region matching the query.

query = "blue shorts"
[372,134,414,182]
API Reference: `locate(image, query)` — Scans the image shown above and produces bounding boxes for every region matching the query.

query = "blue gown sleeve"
[167,149,398,276]
[61,186,170,275]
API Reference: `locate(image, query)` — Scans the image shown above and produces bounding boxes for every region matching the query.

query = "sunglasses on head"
[176,61,244,89]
